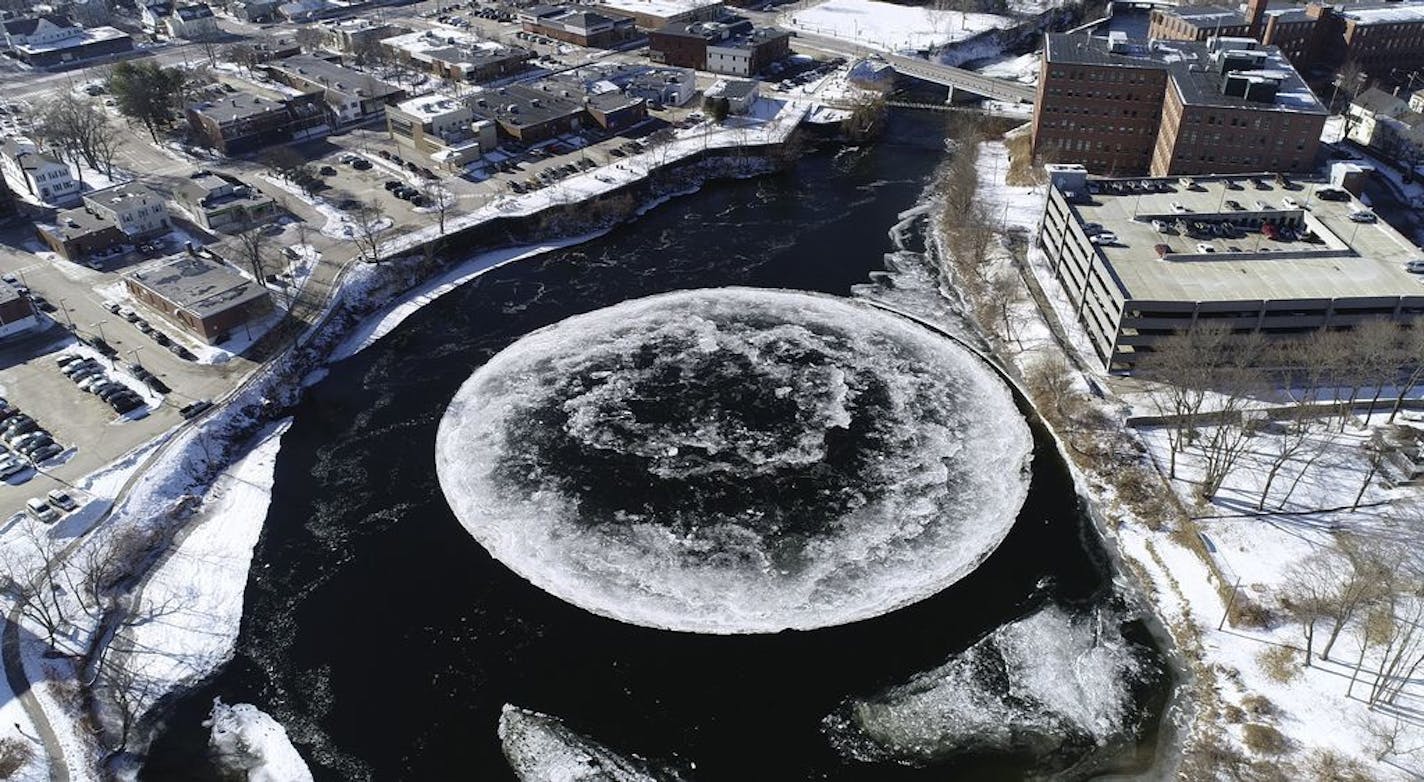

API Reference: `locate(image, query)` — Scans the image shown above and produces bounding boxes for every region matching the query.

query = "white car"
[1170,202,1187,213]
[1349,210,1377,223]
[0,457,24,479]
[1282,197,1300,209]
[1254,200,1269,210]
[1196,242,1217,253]
[1090,232,1119,245]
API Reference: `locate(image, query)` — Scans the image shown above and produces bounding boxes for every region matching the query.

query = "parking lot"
[0,223,251,515]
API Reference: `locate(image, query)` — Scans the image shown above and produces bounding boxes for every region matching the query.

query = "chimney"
[1246,0,1268,39]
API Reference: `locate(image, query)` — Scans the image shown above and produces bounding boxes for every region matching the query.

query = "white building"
[140,1,174,32]
[166,4,219,39]
[0,139,80,205]
[0,14,81,51]
[84,181,171,238]
[625,67,696,107]
[705,78,758,114]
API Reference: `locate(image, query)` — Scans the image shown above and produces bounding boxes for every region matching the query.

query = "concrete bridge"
[883,54,1037,104]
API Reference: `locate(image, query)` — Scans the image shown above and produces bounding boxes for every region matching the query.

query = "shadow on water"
[140,110,1172,781]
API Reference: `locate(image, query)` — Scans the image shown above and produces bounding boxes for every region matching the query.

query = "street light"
[55,298,73,331]
[90,320,106,342]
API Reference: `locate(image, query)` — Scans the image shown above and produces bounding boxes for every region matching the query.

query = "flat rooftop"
[1340,2,1424,25]
[1045,34,1325,116]
[189,90,289,123]
[596,0,721,17]
[1064,174,1424,302]
[126,256,269,318]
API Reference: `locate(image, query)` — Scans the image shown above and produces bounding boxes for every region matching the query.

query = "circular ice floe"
[435,288,1033,634]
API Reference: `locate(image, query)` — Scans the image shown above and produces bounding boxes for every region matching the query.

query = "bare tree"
[224,43,261,76]
[234,225,272,286]
[35,94,112,178]
[1282,550,1340,666]
[0,523,70,648]
[350,201,389,264]
[422,182,457,237]
[1367,587,1424,707]
[293,25,324,53]
[1388,325,1424,423]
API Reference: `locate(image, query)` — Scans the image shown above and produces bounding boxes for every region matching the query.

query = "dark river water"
[142,110,1172,781]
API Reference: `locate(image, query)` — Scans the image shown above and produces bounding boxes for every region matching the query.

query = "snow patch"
[499,705,687,782]
[206,699,314,782]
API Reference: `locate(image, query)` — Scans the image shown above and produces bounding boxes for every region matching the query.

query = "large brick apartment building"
[1149,0,1424,76]
[1031,33,1327,176]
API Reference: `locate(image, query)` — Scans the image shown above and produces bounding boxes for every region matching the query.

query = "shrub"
[1241,694,1276,719]
[0,737,32,778]
[1257,646,1301,684]
[1242,723,1291,755]
[1303,750,1373,782]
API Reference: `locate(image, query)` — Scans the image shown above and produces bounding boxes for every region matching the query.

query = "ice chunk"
[499,704,689,782]
[824,605,1145,766]
[436,288,1033,634]
[205,699,314,782]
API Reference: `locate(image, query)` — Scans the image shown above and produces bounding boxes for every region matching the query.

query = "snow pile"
[206,700,314,782]
[825,605,1146,764]
[436,288,1032,634]
[499,705,687,782]
[783,0,1013,54]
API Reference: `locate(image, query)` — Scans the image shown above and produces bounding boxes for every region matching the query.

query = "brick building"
[649,16,789,76]
[124,256,273,344]
[1032,33,1327,176]
[518,5,638,48]
[381,30,534,84]
[1149,0,1424,76]
[186,90,328,155]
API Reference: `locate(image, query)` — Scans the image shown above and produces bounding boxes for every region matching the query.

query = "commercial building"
[0,285,38,341]
[650,17,788,76]
[1032,33,1327,177]
[1148,0,1424,76]
[0,140,80,205]
[624,66,697,107]
[173,171,278,232]
[186,89,329,155]
[594,0,723,29]
[386,95,499,170]
[1037,165,1424,370]
[320,18,408,55]
[470,82,588,142]
[584,89,648,129]
[0,15,132,67]
[518,5,638,48]
[704,77,758,113]
[228,0,281,23]
[381,29,534,84]
[1348,87,1424,168]
[124,256,274,344]
[85,181,171,238]
[36,206,127,261]
[261,54,406,125]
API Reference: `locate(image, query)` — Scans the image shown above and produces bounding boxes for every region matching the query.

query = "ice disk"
[823,605,1145,765]
[499,704,689,782]
[435,288,1033,633]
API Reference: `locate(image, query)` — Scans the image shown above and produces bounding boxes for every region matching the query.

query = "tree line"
[1138,320,1424,504]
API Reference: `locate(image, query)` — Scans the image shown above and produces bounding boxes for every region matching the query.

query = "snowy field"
[782,0,1014,54]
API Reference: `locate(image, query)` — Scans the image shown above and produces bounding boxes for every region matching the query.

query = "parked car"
[180,400,213,419]
[0,457,25,479]
[25,498,58,524]
[350,158,372,171]
[319,165,336,176]
[1405,260,1424,274]
[1349,210,1377,223]
[30,443,62,462]
[1317,188,1349,201]
[384,180,403,191]
[47,489,77,511]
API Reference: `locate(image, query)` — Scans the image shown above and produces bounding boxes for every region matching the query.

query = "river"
[141,109,1172,781]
